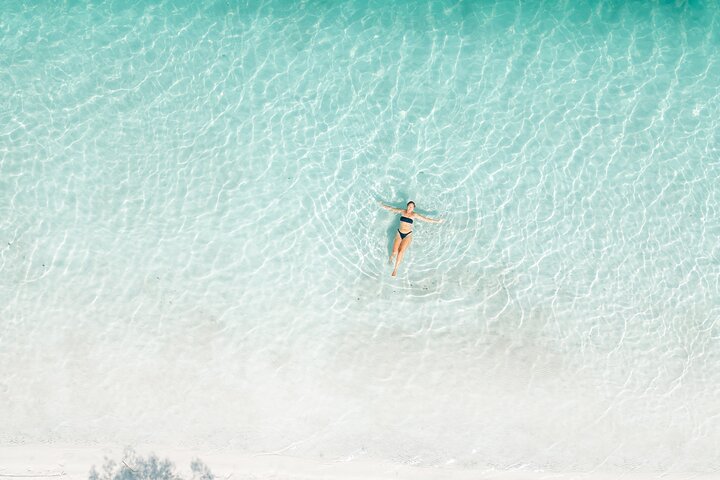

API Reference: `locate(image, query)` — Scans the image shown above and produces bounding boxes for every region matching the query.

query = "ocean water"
[1,0,719,475]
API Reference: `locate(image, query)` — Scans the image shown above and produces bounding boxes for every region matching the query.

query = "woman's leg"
[391,235,413,276]
[389,231,401,264]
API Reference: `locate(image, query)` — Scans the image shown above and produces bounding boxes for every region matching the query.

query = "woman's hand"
[415,213,444,223]
[378,201,394,212]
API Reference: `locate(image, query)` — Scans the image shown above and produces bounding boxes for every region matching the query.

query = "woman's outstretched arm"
[377,201,403,213]
[415,213,444,223]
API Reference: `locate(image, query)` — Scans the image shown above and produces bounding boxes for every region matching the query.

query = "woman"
[378,200,443,276]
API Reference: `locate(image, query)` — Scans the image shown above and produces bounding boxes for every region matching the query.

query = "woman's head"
[406,201,415,212]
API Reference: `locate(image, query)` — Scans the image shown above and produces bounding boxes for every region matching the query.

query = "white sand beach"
[0,444,716,480]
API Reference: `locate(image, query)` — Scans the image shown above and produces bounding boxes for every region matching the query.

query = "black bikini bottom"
[398,229,412,240]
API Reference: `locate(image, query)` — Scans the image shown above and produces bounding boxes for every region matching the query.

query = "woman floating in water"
[378,200,443,276]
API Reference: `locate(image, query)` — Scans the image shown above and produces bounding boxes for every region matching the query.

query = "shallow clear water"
[1,0,719,474]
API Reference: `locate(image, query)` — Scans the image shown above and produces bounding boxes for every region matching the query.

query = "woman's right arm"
[378,201,401,213]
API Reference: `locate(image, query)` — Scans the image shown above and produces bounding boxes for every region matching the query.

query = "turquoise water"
[1,0,719,474]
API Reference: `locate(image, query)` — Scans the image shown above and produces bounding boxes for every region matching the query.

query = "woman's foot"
[391,269,397,277]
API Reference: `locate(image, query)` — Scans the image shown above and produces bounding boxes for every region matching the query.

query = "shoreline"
[0,443,714,480]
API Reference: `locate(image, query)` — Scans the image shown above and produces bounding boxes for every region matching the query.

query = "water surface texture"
[2,0,720,475]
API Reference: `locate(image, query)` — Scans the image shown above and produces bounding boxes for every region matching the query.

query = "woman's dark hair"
[407,201,416,208]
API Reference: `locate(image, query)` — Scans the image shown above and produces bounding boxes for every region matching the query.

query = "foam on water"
[1,0,719,475]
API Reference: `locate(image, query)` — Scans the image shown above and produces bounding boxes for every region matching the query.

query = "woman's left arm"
[415,213,444,224]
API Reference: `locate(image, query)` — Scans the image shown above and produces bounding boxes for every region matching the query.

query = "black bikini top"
[400,215,414,224]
